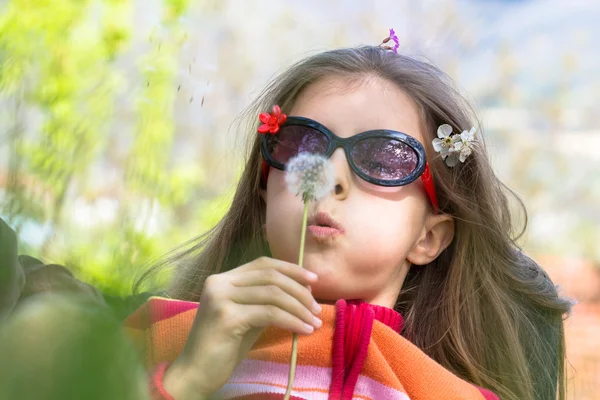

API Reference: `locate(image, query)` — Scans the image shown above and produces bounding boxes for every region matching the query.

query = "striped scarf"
[125,297,499,400]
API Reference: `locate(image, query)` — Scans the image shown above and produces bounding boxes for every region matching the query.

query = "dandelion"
[285,153,335,203]
[283,153,334,400]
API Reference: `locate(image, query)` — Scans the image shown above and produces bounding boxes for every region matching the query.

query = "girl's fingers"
[238,303,317,335]
[229,285,322,329]
[238,257,318,286]
[229,268,320,316]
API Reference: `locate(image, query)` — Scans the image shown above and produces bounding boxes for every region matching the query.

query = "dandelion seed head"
[285,153,335,202]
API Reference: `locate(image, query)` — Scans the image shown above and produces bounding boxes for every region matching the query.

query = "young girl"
[127,39,572,400]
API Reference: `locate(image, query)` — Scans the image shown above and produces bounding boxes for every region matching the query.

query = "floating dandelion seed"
[283,152,334,400]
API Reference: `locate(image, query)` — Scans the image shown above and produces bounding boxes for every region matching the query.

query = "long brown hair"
[136,46,573,400]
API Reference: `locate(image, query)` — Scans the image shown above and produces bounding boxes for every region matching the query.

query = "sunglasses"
[260,116,439,212]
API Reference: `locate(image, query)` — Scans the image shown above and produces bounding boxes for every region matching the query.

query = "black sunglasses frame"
[260,116,428,187]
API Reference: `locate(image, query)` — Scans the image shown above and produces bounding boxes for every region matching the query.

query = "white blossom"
[432,124,460,157]
[432,124,477,167]
[457,127,477,163]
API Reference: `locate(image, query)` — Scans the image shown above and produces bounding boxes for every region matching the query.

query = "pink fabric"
[347,299,403,332]
[342,301,374,400]
[128,298,198,328]
[331,300,392,400]
[150,362,175,400]
[475,385,501,400]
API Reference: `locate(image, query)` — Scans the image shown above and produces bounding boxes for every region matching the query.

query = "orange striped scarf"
[124,297,499,400]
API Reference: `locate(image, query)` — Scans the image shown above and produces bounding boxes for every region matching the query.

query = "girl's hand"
[163,257,322,399]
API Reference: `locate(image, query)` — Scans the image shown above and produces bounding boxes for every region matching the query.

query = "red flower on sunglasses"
[258,105,287,135]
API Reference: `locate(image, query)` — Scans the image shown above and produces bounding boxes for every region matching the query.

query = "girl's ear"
[407,213,454,266]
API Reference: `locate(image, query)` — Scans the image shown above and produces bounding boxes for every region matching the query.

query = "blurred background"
[0,0,598,398]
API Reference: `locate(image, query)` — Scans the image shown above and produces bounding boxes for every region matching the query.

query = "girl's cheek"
[354,178,414,200]
[354,177,398,193]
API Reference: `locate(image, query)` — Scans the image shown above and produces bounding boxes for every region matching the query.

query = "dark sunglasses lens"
[351,138,418,181]
[267,125,329,164]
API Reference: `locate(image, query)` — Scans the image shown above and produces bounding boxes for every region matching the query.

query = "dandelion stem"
[285,335,299,400]
[298,194,309,268]
[284,195,310,400]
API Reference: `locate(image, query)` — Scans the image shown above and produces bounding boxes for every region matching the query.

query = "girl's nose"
[329,148,351,199]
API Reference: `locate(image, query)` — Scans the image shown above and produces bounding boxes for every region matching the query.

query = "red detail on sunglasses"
[258,105,287,135]
[420,163,439,213]
[261,159,270,188]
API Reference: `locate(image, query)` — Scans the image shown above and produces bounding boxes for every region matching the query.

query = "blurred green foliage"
[0,294,148,399]
[0,0,231,296]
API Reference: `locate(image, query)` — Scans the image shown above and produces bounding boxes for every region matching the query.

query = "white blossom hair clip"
[432,124,477,167]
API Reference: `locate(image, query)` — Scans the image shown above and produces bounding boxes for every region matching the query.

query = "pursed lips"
[307,211,344,239]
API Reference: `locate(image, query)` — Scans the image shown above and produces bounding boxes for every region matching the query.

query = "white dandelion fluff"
[285,153,335,202]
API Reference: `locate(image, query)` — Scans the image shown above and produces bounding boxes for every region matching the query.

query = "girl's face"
[262,75,453,308]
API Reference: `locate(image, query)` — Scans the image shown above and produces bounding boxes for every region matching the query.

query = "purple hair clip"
[378,28,400,53]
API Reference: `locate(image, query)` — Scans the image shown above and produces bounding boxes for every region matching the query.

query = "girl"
[127,42,572,400]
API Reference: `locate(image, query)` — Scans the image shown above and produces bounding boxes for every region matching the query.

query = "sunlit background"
[1,0,599,398]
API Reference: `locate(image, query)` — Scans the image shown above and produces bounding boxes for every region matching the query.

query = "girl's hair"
[136,46,573,400]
